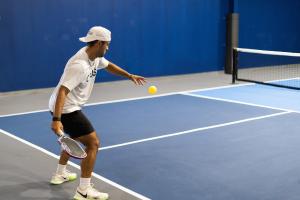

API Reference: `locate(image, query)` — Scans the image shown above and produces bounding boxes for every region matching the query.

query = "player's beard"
[98,50,105,58]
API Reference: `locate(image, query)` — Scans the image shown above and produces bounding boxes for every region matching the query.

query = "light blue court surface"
[193,83,300,112]
[1,84,300,200]
[272,78,300,88]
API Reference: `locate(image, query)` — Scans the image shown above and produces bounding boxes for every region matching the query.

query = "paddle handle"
[57,130,64,137]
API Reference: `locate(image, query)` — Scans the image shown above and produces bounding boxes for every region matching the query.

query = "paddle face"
[58,136,87,159]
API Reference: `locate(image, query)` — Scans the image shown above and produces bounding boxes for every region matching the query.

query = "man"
[49,26,146,200]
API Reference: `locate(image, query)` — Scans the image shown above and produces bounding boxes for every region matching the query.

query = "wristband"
[52,116,61,121]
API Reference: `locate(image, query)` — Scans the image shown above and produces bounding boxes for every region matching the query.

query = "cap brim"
[79,36,110,42]
[79,37,89,42]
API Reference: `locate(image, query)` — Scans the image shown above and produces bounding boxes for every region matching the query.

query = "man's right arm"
[51,85,70,136]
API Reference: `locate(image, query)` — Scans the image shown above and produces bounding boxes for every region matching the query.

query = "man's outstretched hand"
[130,74,146,85]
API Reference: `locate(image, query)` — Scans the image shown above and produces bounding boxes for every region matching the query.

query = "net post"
[225,13,239,74]
[232,48,238,84]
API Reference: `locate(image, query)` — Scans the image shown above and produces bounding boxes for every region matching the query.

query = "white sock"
[56,164,67,175]
[80,178,91,189]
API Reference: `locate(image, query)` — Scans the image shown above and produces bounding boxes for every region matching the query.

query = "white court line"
[0,129,151,200]
[0,109,49,118]
[0,83,251,118]
[182,92,300,114]
[99,111,291,151]
[1,76,299,118]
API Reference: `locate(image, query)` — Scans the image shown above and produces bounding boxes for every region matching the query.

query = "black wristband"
[52,117,61,121]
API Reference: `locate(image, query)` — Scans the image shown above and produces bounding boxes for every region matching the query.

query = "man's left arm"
[105,62,146,85]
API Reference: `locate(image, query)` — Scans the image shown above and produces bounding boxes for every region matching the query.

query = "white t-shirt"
[49,47,109,113]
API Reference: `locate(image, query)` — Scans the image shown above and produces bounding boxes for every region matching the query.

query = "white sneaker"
[50,170,77,185]
[74,184,109,200]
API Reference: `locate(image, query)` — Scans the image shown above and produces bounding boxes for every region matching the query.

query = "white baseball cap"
[79,26,111,42]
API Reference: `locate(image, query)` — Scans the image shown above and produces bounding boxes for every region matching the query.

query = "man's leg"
[50,149,77,185]
[76,131,99,178]
[73,131,109,200]
[59,150,70,165]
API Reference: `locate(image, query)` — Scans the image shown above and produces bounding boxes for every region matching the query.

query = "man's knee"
[86,137,100,150]
[92,138,100,149]
[78,131,100,150]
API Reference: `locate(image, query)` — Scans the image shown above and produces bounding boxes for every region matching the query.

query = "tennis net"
[232,48,300,90]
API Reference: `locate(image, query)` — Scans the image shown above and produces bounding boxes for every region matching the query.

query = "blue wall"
[236,0,300,52]
[234,0,300,68]
[1,0,300,92]
[0,0,228,92]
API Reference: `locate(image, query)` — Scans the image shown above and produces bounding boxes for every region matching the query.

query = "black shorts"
[51,110,95,138]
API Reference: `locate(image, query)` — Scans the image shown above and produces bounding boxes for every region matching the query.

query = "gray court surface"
[0,131,142,200]
[0,72,232,200]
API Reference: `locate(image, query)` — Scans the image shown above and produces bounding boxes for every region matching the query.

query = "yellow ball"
[148,86,157,94]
